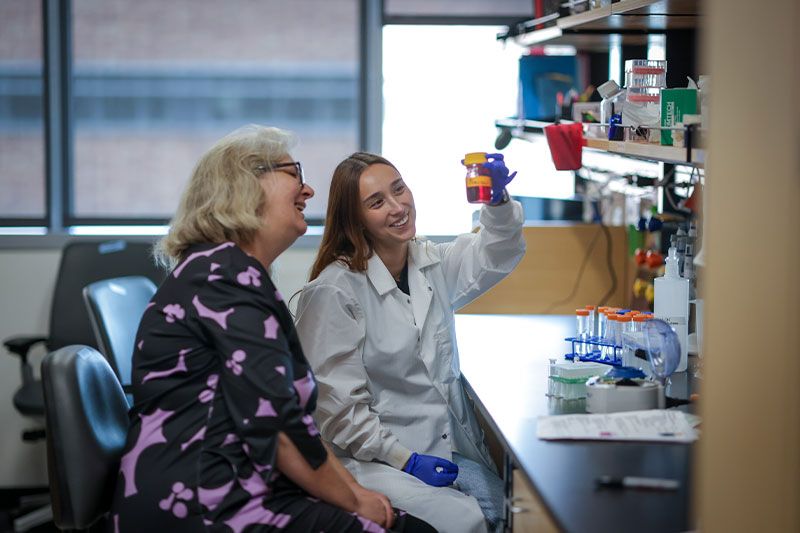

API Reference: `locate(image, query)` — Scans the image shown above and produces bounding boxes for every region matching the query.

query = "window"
[1,0,358,229]
[70,0,358,223]
[0,0,45,223]
[382,25,575,235]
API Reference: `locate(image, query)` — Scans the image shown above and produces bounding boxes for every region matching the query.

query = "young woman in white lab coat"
[295,152,526,533]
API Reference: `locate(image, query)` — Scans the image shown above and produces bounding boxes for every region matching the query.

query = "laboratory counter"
[454,314,697,533]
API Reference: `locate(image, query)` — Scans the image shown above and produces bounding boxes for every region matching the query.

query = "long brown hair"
[308,152,399,281]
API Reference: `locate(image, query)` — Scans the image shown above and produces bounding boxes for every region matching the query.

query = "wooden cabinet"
[509,469,560,532]
[459,225,629,315]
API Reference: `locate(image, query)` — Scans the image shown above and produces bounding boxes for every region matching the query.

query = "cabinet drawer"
[509,469,560,533]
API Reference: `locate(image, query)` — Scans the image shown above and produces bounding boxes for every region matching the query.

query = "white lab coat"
[295,200,526,532]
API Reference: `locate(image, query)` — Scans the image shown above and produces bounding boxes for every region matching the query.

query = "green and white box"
[661,88,697,146]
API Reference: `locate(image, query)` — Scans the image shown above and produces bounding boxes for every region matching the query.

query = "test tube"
[603,313,618,361]
[585,305,596,337]
[597,307,609,347]
[575,309,591,357]
[617,315,633,367]
[632,315,647,362]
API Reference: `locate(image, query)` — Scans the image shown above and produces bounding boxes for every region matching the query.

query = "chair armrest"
[4,336,48,361]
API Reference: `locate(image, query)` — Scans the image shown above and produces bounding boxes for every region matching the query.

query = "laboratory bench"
[454,314,698,533]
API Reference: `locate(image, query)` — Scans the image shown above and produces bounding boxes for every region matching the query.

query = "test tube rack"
[564,337,622,366]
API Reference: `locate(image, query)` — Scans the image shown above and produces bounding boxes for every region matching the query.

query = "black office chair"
[83,275,158,404]
[4,239,165,440]
[41,344,129,531]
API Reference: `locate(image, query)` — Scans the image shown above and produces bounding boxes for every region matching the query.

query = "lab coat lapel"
[365,253,397,296]
[407,240,438,332]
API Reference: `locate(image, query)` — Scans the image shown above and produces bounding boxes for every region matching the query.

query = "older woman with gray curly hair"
[109,125,436,533]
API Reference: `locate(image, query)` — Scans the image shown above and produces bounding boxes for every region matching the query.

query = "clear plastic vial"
[613,315,625,362]
[617,315,634,367]
[584,305,596,337]
[603,313,618,361]
[463,152,492,204]
[575,309,591,357]
[597,307,608,341]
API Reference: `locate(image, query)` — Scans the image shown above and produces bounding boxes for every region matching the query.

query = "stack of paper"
[537,409,699,443]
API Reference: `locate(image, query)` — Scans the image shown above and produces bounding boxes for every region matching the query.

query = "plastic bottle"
[675,227,687,275]
[463,152,492,204]
[598,80,626,139]
[684,221,697,298]
[654,246,690,371]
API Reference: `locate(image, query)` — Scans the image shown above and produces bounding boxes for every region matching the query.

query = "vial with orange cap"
[462,152,493,204]
[617,315,633,366]
[575,308,591,358]
[597,307,609,343]
[603,313,618,361]
[585,305,596,337]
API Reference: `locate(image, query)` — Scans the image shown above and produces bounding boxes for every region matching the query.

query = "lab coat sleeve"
[436,198,526,310]
[295,281,414,470]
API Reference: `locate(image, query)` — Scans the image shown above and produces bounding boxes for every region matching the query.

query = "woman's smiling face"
[258,155,314,249]
[358,163,416,254]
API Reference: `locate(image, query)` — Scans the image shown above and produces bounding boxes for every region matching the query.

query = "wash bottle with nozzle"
[654,247,690,372]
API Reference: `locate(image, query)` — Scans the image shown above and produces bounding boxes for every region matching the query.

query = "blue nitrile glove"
[402,453,458,487]
[482,153,517,204]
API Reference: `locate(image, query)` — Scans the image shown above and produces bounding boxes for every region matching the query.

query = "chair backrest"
[41,345,129,530]
[83,275,157,389]
[48,240,166,351]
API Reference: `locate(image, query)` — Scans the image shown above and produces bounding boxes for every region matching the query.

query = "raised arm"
[435,197,526,311]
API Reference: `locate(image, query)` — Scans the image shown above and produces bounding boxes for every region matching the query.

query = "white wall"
[0,249,61,487]
[0,244,318,487]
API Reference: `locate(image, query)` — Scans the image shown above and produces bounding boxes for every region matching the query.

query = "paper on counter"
[537,409,698,443]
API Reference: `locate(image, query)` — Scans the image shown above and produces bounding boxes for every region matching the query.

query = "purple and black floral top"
[109,242,327,532]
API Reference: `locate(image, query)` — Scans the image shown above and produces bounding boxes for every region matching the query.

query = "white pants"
[341,457,489,533]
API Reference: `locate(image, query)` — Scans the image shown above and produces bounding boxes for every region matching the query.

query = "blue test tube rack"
[563,336,622,366]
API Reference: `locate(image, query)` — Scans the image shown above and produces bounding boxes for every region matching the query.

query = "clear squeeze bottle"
[463,152,492,204]
[654,246,690,372]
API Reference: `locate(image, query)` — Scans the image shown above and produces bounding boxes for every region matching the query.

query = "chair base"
[13,501,52,533]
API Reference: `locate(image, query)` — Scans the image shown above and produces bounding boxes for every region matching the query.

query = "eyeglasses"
[256,161,304,186]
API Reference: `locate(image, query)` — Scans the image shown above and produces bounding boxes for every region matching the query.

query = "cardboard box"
[661,88,698,146]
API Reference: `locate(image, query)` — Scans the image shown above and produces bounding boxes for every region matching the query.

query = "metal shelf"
[500,0,701,51]
[495,119,705,167]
